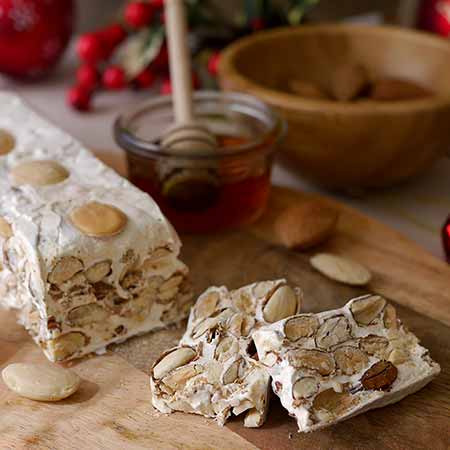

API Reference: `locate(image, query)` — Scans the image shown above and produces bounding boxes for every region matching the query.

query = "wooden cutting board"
[1,152,449,450]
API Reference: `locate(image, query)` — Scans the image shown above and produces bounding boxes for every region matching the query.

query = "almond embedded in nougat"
[350,295,386,325]
[153,347,197,380]
[263,285,299,323]
[285,315,320,342]
[361,360,398,391]
[0,216,13,239]
[10,160,69,186]
[275,201,339,250]
[0,129,15,155]
[70,202,128,238]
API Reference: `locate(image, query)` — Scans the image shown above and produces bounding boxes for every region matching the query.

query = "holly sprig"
[68,0,318,112]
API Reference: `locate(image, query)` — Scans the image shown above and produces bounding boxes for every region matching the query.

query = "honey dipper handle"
[165,0,194,124]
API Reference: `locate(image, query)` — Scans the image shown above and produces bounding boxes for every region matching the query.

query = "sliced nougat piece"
[253,294,441,433]
[151,280,302,427]
[181,279,302,347]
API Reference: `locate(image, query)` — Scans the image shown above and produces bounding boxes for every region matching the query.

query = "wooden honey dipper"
[162,0,217,153]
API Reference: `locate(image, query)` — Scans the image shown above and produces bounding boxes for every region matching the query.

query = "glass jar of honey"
[115,91,285,233]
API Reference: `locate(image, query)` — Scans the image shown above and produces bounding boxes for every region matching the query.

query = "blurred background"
[75,1,421,31]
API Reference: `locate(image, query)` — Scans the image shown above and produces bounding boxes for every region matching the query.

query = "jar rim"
[114,90,286,160]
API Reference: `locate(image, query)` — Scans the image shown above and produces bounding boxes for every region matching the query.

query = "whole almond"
[2,363,81,401]
[288,79,329,100]
[331,63,369,101]
[275,201,339,250]
[370,78,432,101]
[310,253,371,286]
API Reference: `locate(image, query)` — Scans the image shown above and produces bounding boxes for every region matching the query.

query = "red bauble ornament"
[67,85,91,111]
[0,0,74,79]
[418,0,450,36]
[76,64,99,91]
[125,1,155,28]
[442,215,450,262]
[207,51,221,76]
[77,33,106,64]
[134,68,156,89]
[102,66,126,90]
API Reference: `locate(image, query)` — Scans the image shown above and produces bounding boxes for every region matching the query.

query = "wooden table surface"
[1,169,449,449]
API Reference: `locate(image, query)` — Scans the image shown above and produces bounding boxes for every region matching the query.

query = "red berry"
[152,44,169,71]
[160,72,200,95]
[134,68,156,89]
[102,66,126,90]
[67,85,91,111]
[250,18,265,31]
[100,23,127,49]
[192,71,201,90]
[124,2,154,28]
[207,51,221,76]
[160,77,172,95]
[76,64,99,91]
[77,33,106,63]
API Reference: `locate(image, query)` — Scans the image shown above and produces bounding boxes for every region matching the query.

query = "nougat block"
[0,93,192,361]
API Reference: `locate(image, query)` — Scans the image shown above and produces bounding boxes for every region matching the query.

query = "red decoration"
[152,43,169,71]
[418,0,450,36]
[207,51,221,76]
[150,0,164,9]
[125,2,155,28]
[134,68,156,89]
[250,18,265,31]
[0,0,74,78]
[66,85,91,111]
[76,65,99,91]
[160,72,200,95]
[77,33,107,64]
[442,216,450,262]
[99,23,127,51]
[102,66,126,90]
[160,77,172,95]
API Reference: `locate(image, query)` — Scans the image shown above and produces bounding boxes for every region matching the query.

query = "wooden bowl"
[219,25,450,189]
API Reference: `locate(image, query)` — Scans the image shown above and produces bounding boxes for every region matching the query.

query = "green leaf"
[116,26,165,79]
